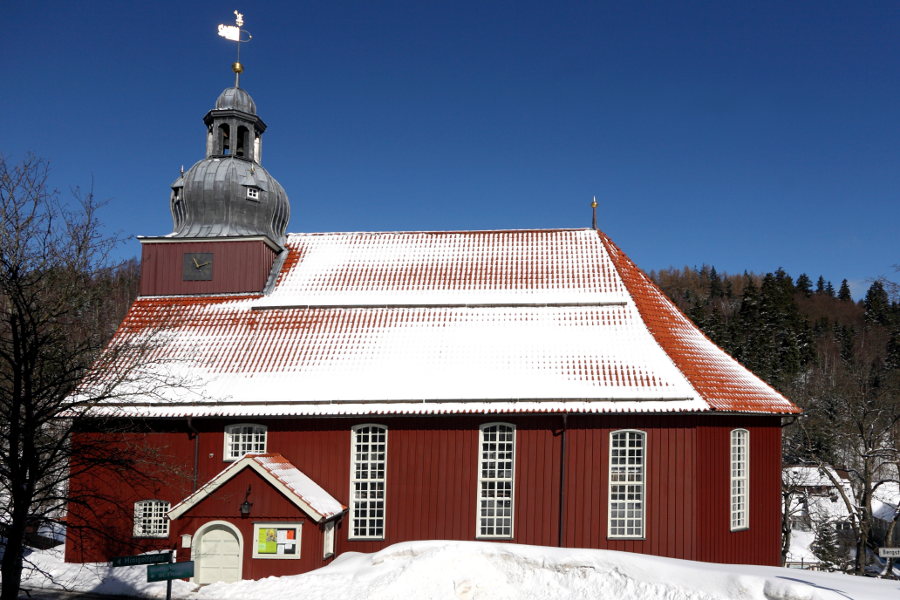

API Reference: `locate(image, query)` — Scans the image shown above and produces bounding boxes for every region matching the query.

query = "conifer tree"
[796,273,812,297]
[811,523,843,571]
[838,279,852,302]
[816,276,826,295]
[863,281,890,326]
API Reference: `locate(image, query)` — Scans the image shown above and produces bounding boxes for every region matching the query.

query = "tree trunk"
[1,518,26,600]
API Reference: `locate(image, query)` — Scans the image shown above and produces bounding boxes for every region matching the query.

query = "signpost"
[110,552,172,568]
[146,560,194,582]
[109,551,192,600]
[878,547,900,558]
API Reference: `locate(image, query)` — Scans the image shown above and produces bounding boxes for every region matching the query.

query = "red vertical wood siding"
[695,416,782,565]
[139,240,277,296]
[66,413,784,577]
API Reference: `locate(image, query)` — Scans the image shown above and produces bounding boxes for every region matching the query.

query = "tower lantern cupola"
[204,87,265,162]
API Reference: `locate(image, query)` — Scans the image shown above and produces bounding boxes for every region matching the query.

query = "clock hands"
[192,257,211,269]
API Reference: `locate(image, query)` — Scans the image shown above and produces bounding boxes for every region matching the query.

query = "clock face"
[183,252,213,281]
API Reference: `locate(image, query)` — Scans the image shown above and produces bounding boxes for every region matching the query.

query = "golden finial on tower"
[591,195,598,230]
[217,10,253,87]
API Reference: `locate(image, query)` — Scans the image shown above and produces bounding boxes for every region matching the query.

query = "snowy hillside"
[14,540,899,600]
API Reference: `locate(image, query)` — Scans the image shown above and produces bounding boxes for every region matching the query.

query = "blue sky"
[4,1,898,297]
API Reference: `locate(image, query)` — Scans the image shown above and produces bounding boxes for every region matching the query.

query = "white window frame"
[730,428,750,531]
[223,423,267,461]
[476,422,516,539]
[608,429,646,539]
[323,521,335,559]
[133,499,170,538]
[246,186,260,200]
[252,523,302,559]
[349,424,387,540]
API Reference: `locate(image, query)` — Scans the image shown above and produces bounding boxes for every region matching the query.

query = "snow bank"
[8,540,899,600]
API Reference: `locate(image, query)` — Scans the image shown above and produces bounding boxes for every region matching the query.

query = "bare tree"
[0,154,169,600]
[788,322,900,575]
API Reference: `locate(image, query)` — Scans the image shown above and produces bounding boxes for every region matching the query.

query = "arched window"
[223,423,267,461]
[236,126,250,158]
[608,429,646,539]
[349,424,387,539]
[477,423,515,539]
[218,123,231,155]
[133,499,170,538]
[730,429,749,530]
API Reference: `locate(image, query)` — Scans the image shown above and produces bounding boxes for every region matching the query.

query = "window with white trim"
[477,423,515,539]
[246,187,260,200]
[730,428,749,530]
[349,424,387,539]
[323,521,335,559]
[224,423,267,461]
[608,429,646,539]
[133,499,170,538]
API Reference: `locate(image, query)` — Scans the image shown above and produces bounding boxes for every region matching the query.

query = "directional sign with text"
[110,552,172,568]
[878,547,900,558]
[147,560,194,582]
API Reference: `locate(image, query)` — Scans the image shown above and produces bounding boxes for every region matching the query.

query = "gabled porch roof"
[168,452,345,523]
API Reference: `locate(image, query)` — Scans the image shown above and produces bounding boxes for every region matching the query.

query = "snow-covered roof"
[89,228,798,417]
[168,453,344,522]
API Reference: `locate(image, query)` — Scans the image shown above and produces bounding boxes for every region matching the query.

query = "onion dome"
[169,86,290,246]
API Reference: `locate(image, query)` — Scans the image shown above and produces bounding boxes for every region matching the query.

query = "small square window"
[246,187,260,200]
[224,424,267,461]
[133,500,170,538]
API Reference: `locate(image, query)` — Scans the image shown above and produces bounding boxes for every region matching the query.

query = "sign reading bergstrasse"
[878,547,900,558]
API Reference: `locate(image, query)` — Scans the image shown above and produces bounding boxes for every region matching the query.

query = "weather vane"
[217,10,252,87]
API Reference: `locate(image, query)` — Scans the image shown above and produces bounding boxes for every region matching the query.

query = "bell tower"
[139,13,290,297]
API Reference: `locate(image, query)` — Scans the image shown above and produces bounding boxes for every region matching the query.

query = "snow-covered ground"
[10,540,899,600]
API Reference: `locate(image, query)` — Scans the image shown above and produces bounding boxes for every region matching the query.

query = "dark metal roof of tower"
[215,87,257,114]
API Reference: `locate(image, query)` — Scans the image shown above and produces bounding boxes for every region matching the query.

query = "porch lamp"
[240,485,253,515]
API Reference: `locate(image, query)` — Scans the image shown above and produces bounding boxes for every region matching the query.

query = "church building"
[65,68,799,583]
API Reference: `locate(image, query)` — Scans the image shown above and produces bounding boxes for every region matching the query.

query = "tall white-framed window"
[133,499,170,538]
[349,424,387,539]
[477,423,516,539]
[608,429,646,539]
[224,423,267,461]
[730,428,750,531]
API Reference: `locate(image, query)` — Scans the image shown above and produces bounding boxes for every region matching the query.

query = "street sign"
[878,547,900,558]
[147,560,194,582]
[110,552,172,568]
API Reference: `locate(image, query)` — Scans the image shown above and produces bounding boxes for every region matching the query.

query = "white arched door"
[193,521,243,584]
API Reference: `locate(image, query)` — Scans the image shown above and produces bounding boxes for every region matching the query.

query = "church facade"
[65,81,799,583]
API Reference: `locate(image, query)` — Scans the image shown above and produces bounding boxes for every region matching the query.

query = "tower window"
[246,187,260,201]
[236,126,250,158]
[218,123,231,155]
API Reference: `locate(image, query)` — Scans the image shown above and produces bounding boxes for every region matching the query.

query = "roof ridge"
[285,227,598,237]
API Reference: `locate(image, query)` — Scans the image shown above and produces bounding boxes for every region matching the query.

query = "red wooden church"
[65,76,799,583]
